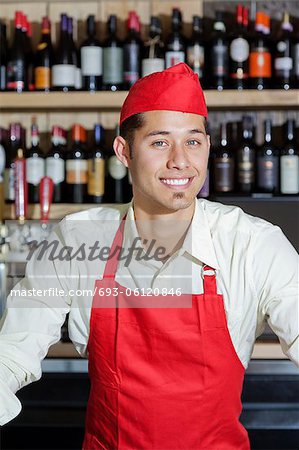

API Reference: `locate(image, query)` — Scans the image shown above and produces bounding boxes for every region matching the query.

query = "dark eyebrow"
[144,129,205,138]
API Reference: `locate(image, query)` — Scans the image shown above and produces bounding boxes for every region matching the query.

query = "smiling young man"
[0,63,298,450]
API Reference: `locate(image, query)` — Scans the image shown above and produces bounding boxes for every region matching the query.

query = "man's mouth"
[159,177,194,188]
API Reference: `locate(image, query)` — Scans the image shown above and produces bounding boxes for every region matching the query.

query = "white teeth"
[161,178,190,186]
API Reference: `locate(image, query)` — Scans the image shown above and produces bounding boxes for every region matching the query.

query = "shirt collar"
[120,198,220,271]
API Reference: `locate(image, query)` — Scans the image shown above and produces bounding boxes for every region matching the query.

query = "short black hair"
[119,113,208,158]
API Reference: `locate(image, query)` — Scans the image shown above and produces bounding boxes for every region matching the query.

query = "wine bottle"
[236,116,256,193]
[88,124,106,203]
[52,14,76,92]
[293,25,299,88]
[165,8,186,68]
[14,148,28,224]
[23,16,34,91]
[66,124,88,203]
[81,15,102,91]
[229,5,250,90]
[274,12,294,90]
[280,119,299,194]
[7,11,27,92]
[0,128,6,210]
[34,16,54,92]
[105,125,130,203]
[141,16,164,77]
[45,126,66,203]
[102,15,123,91]
[68,16,82,90]
[123,11,142,89]
[249,12,272,90]
[0,22,7,91]
[4,123,23,202]
[212,122,235,193]
[209,11,229,90]
[26,118,45,203]
[187,16,205,83]
[256,119,279,193]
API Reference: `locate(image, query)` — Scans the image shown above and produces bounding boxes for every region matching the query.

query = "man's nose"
[166,145,191,170]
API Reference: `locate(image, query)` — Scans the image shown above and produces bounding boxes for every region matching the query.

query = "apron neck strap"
[103,212,127,279]
[202,265,217,295]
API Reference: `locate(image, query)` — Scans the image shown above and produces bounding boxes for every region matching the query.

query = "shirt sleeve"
[0,219,73,425]
[250,223,299,368]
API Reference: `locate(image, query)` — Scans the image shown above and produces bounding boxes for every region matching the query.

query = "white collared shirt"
[0,198,298,425]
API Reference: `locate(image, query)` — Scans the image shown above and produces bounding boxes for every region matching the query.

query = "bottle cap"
[72,124,87,142]
[127,11,140,32]
[236,5,243,24]
[15,11,23,29]
[41,16,51,32]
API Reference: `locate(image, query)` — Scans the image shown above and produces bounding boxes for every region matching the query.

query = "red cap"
[119,63,208,125]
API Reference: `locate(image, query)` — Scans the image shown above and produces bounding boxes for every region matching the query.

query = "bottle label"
[103,47,123,84]
[52,64,76,87]
[187,45,204,78]
[6,60,25,89]
[81,46,103,76]
[75,67,82,90]
[4,167,14,201]
[26,157,45,185]
[211,44,229,76]
[165,51,185,68]
[66,159,88,184]
[108,156,127,180]
[214,157,234,192]
[46,157,65,184]
[0,66,6,90]
[257,156,279,190]
[249,51,271,78]
[280,155,299,194]
[35,66,51,90]
[124,43,140,84]
[274,57,293,71]
[238,161,254,184]
[294,43,299,77]
[0,144,5,183]
[88,158,105,196]
[230,38,249,63]
[141,58,165,77]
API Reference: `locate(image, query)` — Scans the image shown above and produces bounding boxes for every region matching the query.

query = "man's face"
[116,110,210,214]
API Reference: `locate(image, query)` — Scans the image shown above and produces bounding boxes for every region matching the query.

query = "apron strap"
[202,264,218,295]
[103,212,127,279]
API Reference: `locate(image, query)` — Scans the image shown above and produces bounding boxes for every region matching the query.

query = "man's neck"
[131,199,196,262]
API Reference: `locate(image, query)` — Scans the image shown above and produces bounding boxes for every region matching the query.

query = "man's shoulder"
[198,198,279,236]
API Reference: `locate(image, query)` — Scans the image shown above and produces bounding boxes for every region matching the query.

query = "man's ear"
[113,136,130,168]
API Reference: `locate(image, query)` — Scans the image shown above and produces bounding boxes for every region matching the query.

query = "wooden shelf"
[46,341,288,360]
[0,90,298,112]
[4,196,298,220]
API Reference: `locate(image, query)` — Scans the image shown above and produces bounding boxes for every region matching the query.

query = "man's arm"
[249,224,299,367]
[0,219,72,425]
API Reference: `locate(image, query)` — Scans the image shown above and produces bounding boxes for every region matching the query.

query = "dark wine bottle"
[256,119,279,193]
[88,124,106,203]
[123,11,142,89]
[52,14,76,92]
[236,116,256,194]
[249,12,272,90]
[81,15,102,91]
[209,11,229,90]
[102,15,123,91]
[0,128,7,207]
[46,126,66,203]
[26,118,45,203]
[34,16,54,92]
[165,8,186,68]
[187,16,205,83]
[274,12,294,90]
[212,122,235,193]
[68,17,81,90]
[0,22,7,91]
[66,124,88,203]
[7,11,27,92]
[293,24,299,88]
[23,16,34,91]
[4,123,23,202]
[141,16,164,77]
[280,119,299,194]
[229,5,250,89]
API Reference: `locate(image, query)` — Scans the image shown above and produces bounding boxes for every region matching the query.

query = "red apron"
[82,213,250,450]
